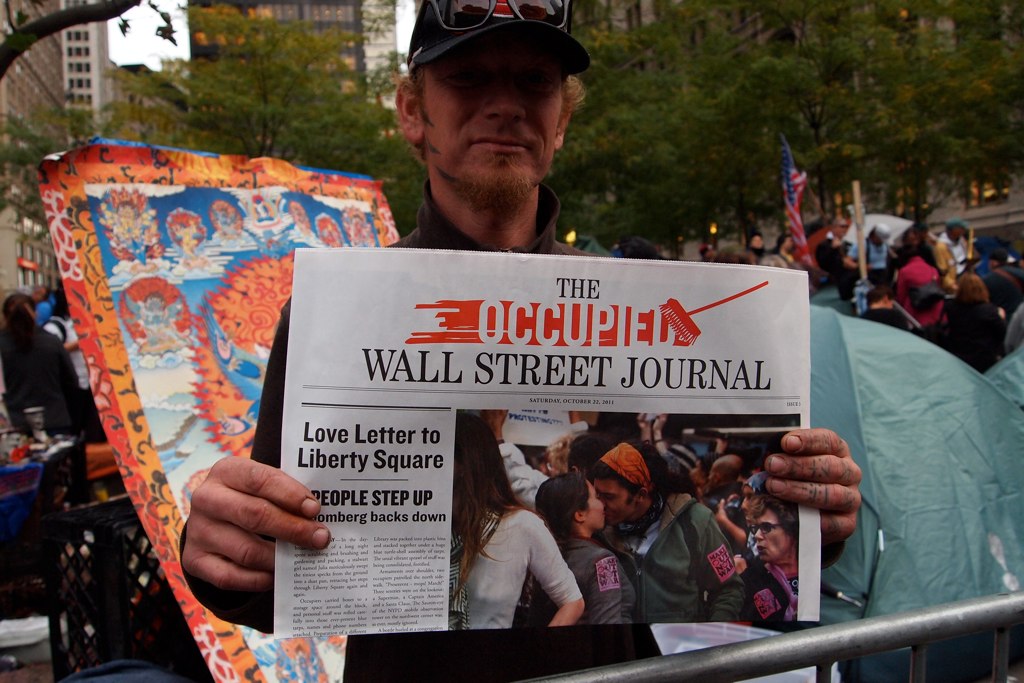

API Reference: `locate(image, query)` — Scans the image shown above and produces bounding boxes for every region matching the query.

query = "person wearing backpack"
[593,442,745,623]
[896,245,945,328]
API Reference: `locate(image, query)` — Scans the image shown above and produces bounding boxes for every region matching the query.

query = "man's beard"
[450,154,537,214]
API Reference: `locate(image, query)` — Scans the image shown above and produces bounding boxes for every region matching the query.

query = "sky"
[106,0,416,70]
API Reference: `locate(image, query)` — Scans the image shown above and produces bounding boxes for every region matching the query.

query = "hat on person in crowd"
[870,223,892,244]
[746,471,769,494]
[989,248,1016,266]
[408,0,590,74]
[666,443,700,472]
[945,217,968,231]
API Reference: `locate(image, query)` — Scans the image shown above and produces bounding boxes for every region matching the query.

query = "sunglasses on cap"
[425,0,571,32]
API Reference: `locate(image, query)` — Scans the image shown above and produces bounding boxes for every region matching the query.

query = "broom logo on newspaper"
[404,279,770,348]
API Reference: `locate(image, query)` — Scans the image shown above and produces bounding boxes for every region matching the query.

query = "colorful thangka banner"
[37,139,400,682]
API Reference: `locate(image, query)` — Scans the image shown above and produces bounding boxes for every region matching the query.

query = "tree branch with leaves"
[0,0,175,82]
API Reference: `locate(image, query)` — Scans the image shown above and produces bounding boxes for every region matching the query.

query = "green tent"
[809,306,1024,681]
[986,345,1024,410]
[571,234,612,257]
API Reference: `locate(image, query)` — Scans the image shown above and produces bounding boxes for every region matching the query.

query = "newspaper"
[276,248,818,636]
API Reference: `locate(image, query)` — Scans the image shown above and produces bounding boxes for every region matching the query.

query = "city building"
[62,0,115,111]
[189,0,396,76]
[0,0,65,295]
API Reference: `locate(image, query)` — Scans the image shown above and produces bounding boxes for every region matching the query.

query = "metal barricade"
[523,592,1024,683]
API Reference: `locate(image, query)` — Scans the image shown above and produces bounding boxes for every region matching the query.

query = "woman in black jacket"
[0,292,79,434]
[943,273,1007,373]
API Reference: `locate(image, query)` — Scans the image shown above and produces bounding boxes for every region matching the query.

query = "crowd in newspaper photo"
[452,408,805,629]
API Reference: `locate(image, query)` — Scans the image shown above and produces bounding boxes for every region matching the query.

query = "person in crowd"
[701,453,744,500]
[29,285,55,326]
[746,231,766,260]
[637,412,699,475]
[895,242,945,328]
[738,494,800,622]
[934,218,969,292]
[898,223,939,269]
[773,234,796,265]
[701,453,753,553]
[815,222,860,300]
[848,223,894,286]
[709,469,774,561]
[712,484,750,554]
[1005,303,1024,356]
[178,1,862,678]
[862,285,913,331]
[449,412,583,630]
[542,433,574,477]
[479,409,549,509]
[533,472,635,625]
[42,289,104,442]
[981,248,1024,319]
[943,272,1006,372]
[566,430,618,477]
[814,229,841,281]
[614,235,662,259]
[593,442,744,622]
[0,292,78,434]
[698,243,717,262]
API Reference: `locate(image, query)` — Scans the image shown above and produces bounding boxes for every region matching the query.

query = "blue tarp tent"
[809,306,1024,681]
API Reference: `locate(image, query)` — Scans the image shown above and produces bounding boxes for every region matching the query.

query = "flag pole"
[852,180,867,281]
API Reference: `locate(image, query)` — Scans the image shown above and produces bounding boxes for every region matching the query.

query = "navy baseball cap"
[408,0,590,74]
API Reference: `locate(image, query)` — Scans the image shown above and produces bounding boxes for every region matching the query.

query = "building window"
[967,178,1010,207]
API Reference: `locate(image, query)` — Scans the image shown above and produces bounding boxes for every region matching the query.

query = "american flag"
[780,134,812,265]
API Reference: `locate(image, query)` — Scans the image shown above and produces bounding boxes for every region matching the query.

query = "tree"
[0,0,174,82]
[107,5,423,232]
[0,106,97,269]
[558,0,1024,248]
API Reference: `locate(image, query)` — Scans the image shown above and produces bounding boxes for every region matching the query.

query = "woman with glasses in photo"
[738,494,800,621]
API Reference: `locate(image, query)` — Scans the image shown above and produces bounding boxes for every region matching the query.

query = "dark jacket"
[943,299,1007,373]
[0,328,78,431]
[604,493,745,623]
[564,538,636,624]
[739,556,796,622]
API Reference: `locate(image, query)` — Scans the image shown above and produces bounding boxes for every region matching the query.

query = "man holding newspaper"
[181,0,862,679]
